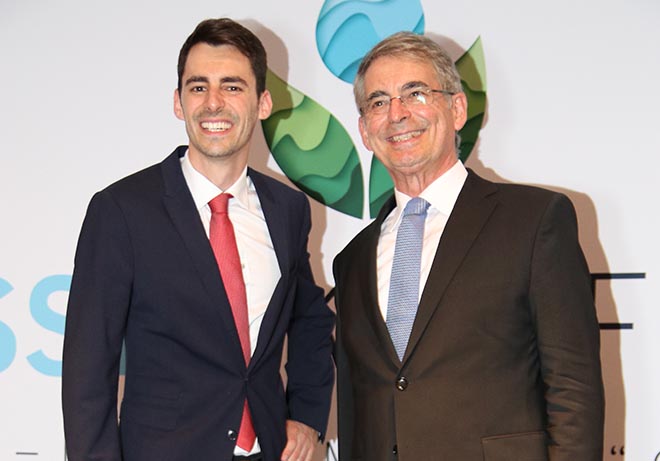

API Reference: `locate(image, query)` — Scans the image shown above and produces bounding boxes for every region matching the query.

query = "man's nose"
[205,89,225,112]
[387,96,410,123]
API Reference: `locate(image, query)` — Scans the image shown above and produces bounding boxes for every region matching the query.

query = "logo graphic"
[261,0,487,218]
[316,0,425,83]
[0,278,17,372]
[262,71,364,218]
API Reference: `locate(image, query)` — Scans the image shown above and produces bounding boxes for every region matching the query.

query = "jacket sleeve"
[332,252,355,460]
[284,194,335,438]
[529,193,604,460]
[62,190,132,461]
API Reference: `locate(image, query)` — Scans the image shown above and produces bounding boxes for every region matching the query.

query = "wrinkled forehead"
[363,55,441,94]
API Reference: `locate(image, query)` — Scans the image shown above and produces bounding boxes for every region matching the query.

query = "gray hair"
[353,32,463,114]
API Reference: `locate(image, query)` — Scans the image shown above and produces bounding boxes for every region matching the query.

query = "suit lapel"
[362,196,403,365]
[160,147,246,368]
[403,171,498,363]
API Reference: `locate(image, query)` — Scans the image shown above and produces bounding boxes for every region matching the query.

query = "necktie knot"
[403,197,430,217]
[209,193,232,214]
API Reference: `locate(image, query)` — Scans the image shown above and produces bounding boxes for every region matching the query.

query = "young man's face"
[174,43,271,166]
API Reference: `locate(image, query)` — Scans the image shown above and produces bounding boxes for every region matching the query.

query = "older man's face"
[358,55,467,187]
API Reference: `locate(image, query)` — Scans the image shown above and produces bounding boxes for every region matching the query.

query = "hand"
[280,419,318,461]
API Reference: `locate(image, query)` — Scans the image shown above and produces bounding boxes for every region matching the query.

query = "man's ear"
[173,89,184,121]
[258,90,273,120]
[358,116,373,152]
[452,92,468,131]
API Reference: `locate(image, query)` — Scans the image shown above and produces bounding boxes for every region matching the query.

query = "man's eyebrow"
[220,76,249,87]
[366,90,388,101]
[183,76,250,87]
[365,81,430,101]
[184,75,209,86]
[401,80,430,91]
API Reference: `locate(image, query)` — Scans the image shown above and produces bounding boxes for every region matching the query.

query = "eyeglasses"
[362,88,455,116]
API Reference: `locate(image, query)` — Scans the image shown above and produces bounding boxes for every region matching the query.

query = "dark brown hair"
[177,18,267,95]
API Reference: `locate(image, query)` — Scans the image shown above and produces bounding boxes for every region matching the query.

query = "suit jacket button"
[396,376,408,391]
[227,429,238,441]
[392,444,398,454]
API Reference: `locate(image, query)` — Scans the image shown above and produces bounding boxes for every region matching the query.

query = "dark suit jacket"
[333,170,604,461]
[62,146,335,461]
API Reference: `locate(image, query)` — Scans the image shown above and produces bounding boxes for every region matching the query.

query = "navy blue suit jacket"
[62,146,335,461]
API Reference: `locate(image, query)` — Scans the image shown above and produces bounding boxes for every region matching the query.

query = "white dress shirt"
[377,160,468,321]
[181,152,280,456]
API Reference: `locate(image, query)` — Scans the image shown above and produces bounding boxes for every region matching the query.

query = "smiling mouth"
[387,130,423,143]
[201,121,231,132]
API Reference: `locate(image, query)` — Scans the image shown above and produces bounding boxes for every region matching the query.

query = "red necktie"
[209,193,256,452]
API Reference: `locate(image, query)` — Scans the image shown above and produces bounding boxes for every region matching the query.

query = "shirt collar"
[180,149,250,212]
[391,160,468,222]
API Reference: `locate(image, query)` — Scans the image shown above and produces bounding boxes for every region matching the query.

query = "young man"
[62,18,334,461]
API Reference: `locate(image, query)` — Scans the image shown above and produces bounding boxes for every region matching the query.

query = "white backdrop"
[1,0,658,459]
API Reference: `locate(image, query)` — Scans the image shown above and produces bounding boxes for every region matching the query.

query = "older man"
[333,31,604,460]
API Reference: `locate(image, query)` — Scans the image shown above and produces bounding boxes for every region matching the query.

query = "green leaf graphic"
[368,36,488,217]
[262,69,364,218]
[456,36,487,162]
[369,156,393,218]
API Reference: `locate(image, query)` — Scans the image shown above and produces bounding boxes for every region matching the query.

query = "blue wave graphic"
[317,0,425,83]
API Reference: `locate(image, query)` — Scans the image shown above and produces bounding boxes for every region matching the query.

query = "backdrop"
[1,0,658,459]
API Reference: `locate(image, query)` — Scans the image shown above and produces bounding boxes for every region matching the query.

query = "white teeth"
[201,121,231,132]
[389,130,422,142]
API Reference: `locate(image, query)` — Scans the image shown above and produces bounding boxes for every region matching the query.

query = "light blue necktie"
[386,197,430,361]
